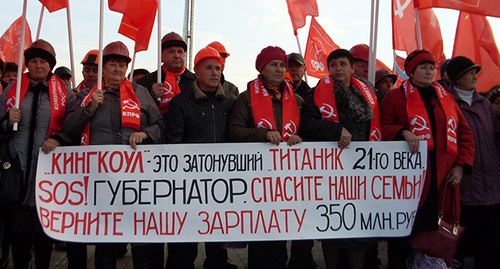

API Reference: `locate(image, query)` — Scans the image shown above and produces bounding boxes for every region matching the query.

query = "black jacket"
[164,80,236,143]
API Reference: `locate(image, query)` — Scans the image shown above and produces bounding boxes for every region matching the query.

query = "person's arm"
[227,91,269,142]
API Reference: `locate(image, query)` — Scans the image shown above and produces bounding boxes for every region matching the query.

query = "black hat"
[447,56,481,83]
[439,59,451,79]
[55,66,72,78]
[288,53,305,65]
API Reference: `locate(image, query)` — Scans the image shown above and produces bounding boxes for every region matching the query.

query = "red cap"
[103,41,131,63]
[349,44,369,62]
[194,47,223,69]
[255,46,287,72]
[208,41,230,57]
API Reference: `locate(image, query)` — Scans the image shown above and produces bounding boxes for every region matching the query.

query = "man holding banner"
[164,46,237,269]
[0,39,75,269]
[228,45,303,269]
[300,49,382,269]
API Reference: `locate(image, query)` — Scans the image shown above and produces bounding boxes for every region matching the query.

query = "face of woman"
[411,62,436,88]
[260,60,286,85]
[103,59,128,87]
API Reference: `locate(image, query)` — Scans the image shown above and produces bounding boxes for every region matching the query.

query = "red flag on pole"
[285,0,319,35]
[304,18,339,78]
[108,0,158,53]
[392,0,446,77]
[39,0,68,13]
[0,17,33,67]
[415,0,500,18]
[453,12,500,92]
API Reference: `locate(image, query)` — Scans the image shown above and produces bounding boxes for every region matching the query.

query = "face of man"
[353,60,369,79]
[260,60,286,86]
[162,46,185,73]
[195,59,221,92]
[455,69,478,92]
[103,59,127,87]
[82,64,98,88]
[287,61,305,85]
[28,57,51,83]
[376,77,395,94]
[219,54,228,71]
[2,71,17,84]
[329,57,354,87]
[411,63,436,88]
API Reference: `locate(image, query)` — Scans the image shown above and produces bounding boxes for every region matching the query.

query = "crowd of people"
[0,32,498,269]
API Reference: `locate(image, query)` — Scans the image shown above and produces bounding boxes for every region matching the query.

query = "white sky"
[0,0,499,90]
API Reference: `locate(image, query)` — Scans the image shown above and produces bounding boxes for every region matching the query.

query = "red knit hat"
[404,50,435,76]
[255,46,287,72]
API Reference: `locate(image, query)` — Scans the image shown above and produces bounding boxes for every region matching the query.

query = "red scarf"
[159,65,185,114]
[403,80,458,155]
[7,73,67,138]
[314,75,382,141]
[74,80,89,93]
[249,77,300,142]
[79,79,141,145]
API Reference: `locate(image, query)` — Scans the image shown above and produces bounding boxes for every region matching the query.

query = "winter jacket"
[136,68,197,103]
[228,78,304,142]
[63,82,164,145]
[380,84,475,227]
[449,88,500,206]
[164,81,236,143]
[0,74,76,207]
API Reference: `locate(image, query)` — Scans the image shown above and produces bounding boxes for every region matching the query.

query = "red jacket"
[380,86,474,223]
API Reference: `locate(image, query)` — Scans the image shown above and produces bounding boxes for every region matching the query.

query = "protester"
[164,46,237,269]
[287,53,310,100]
[379,50,475,268]
[228,46,303,269]
[137,32,196,114]
[374,68,397,97]
[54,66,72,88]
[437,59,452,90]
[300,49,381,269]
[207,41,239,96]
[349,44,370,80]
[0,39,76,269]
[1,62,18,89]
[128,68,150,83]
[63,41,164,269]
[446,56,500,268]
[0,59,3,93]
[74,50,99,94]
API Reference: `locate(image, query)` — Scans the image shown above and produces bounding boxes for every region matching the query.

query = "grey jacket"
[63,82,164,146]
[0,75,76,207]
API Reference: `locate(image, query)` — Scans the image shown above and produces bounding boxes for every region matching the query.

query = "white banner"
[36,141,427,242]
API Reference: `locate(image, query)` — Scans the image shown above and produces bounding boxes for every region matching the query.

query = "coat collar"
[192,80,225,101]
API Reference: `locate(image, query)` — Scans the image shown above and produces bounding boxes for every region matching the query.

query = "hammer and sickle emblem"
[393,0,412,19]
[319,103,336,119]
[257,119,273,130]
[283,121,298,138]
[448,117,457,135]
[163,82,173,95]
[411,115,430,132]
[122,99,139,110]
[371,128,382,141]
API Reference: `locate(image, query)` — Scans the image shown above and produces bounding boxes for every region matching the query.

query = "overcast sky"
[1,0,499,90]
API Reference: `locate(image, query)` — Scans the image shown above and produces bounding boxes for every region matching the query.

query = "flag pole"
[295,33,308,84]
[36,6,44,41]
[98,0,104,91]
[414,8,423,50]
[66,2,76,90]
[14,0,28,131]
[129,52,136,82]
[157,0,162,84]
[368,0,380,85]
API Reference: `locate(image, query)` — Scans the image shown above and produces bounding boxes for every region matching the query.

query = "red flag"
[415,0,500,18]
[393,55,408,87]
[0,17,33,68]
[39,0,68,13]
[304,18,339,78]
[392,0,446,78]
[108,0,158,53]
[453,12,500,92]
[285,0,319,35]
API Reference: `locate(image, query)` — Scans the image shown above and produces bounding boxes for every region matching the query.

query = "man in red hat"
[74,49,99,94]
[207,41,239,96]
[374,68,397,98]
[0,39,75,269]
[137,32,196,114]
[229,46,303,268]
[349,44,370,80]
[164,46,237,269]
